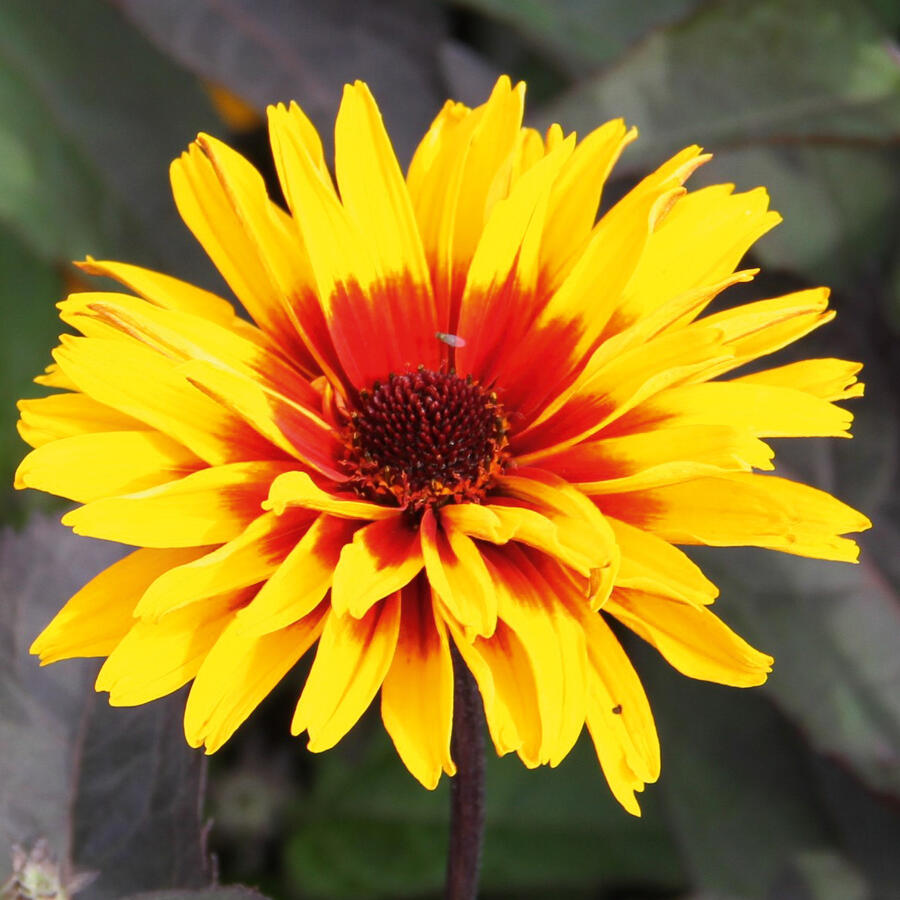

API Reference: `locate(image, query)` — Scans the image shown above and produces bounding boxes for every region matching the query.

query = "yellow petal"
[608,516,718,606]
[516,323,731,461]
[185,604,327,753]
[270,98,441,388]
[405,99,473,321]
[58,290,320,411]
[170,137,316,369]
[696,288,833,378]
[616,184,780,332]
[439,502,509,542]
[537,424,774,496]
[735,358,864,401]
[181,358,343,479]
[486,546,587,766]
[562,592,661,787]
[381,578,456,789]
[421,508,497,639]
[455,137,574,384]
[539,119,637,292]
[15,430,202,503]
[34,362,76,390]
[96,588,248,705]
[599,472,872,562]
[335,82,434,295]
[53,336,275,465]
[77,257,239,326]
[30,547,209,663]
[236,514,357,637]
[134,509,314,619]
[493,469,619,599]
[630,380,855,439]
[17,392,147,449]
[62,461,290,547]
[585,711,646,817]
[608,589,773,687]
[331,517,424,617]
[263,469,397,520]
[444,612,542,767]
[291,595,401,751]
[406,77,525,325]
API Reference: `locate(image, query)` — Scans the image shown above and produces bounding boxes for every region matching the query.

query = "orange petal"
[331,517,424,617]
[237,514,358,636]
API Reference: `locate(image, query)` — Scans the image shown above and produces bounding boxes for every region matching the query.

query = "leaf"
[283,719,683,899]
[810,755,900,896]
[768,850,868,900]
[686,326,900,799]
[536,0,900,288]
[637,646,848,899]
[0,0,218,274]
[0,226,62,523]
[123,890,272,900]
[691,546,900,800]
[0,516,211,898]
[112,0,449,165]
[541,0,900,161]
[710,145,899,288]
[452,0,704,73]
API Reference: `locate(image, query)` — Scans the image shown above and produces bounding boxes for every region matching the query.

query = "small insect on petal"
[435,331,466,348]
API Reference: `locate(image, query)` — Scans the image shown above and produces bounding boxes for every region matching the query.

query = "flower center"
[341,367,509,514]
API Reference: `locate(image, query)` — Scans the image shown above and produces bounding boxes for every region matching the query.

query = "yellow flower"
[15,77,870,815]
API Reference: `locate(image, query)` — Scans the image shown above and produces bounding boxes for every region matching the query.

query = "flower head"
[16,77,870,814]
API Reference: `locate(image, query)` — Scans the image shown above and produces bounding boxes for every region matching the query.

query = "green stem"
[445,649,486,900]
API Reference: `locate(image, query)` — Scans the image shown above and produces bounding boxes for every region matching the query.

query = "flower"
[16,77,870,814]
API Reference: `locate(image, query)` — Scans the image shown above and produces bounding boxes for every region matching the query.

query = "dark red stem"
[445,648,486,900]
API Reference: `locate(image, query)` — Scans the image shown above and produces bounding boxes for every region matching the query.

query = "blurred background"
[0,1,898,898]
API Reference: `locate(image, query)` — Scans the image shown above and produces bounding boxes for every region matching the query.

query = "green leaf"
[0,0,218,274]
[811,756,900,896]
[283,721,683,899]
[542,0,900,158]
[768,850,868,900]
[113,0,449,165]
[705,146,899,288]
[538,0,900,287]
[0,516,212,898]
[686,331,900,798]
[0,226,62,523]
[452,0,703,73]
[641,661,837,899]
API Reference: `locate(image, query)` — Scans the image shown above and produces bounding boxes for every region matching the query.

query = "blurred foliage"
[0,518,224,900]
[1,0,898,898]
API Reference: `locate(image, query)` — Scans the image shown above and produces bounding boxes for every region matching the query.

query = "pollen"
[340,367,509,514]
